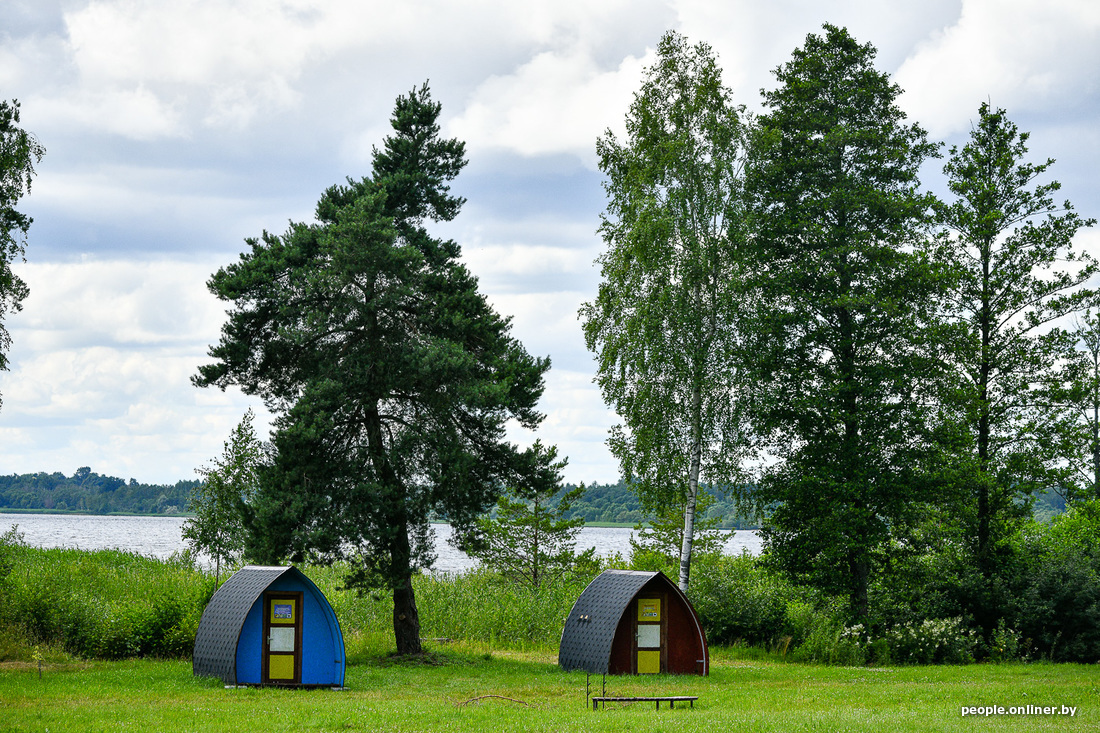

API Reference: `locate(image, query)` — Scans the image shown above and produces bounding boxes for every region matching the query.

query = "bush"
[886,617,976,665]
[1011,540,1100,662]
[3,546,209,660]
[689,553,800,647]
[788,616,865,666]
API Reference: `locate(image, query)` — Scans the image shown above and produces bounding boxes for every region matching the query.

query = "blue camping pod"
[193,565,346,688]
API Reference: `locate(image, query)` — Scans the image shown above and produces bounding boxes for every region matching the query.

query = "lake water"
[0,513,761,574]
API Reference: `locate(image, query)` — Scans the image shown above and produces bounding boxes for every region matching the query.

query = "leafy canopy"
[195,83,550,653]
[581,30,749,591]
[743,24,941,619]
[0,99,44,397]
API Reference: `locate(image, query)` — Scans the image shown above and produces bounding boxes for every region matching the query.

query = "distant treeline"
[0,469,1065,526]
[563,481,1065,529]
[0,468,198,515]
[560,481,758,529]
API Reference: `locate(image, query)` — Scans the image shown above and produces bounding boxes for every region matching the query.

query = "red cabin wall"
[665,592,704,674]
[608,616,634,674]
[605,578,707,675]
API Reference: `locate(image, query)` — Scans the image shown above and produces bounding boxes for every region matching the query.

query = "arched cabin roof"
[192,565,342,684]
[558,569,708,675]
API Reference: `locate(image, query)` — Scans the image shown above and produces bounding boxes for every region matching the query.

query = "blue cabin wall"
[235,602,263,684]
[232,574,346,686]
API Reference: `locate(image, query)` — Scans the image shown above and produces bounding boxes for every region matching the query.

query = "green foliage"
[0,522,24,586]
[1005,502,1100,662]
[788,618,866,667]
[743,24,942,621]
[558,479,758,528]
[688,553,804,647]
[461,442,595,590]
[932,102,1097,591]
[0,469,197,514]
[987,618,1022,663]
[581,30,750,591]
[0,99,44,399]
[628,489,726,575]
[182,409,262,581]
[195,84,549,654]
[1,546,211,661]
[411,569,596,649]
[1060,310,1100,502]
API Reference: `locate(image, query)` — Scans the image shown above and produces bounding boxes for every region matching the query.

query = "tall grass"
[300,564,597,657]
[1,543,214,660]
[0,539,599,662]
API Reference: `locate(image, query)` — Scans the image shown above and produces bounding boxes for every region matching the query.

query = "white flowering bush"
[790,617,866,666]
[886,616,976,664]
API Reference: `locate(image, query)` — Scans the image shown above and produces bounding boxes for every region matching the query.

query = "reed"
[0,544,598,662]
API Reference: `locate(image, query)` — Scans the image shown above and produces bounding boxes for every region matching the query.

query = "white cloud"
[32,86,185,141]
[0,256,614,484]
[895,0,1100,137]
[18,0,669,145]
[0,258,270,483]
[507,369,618,485]
[448,45,654,167]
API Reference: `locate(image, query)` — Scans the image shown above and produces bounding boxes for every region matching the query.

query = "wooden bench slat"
[590,695,698,710]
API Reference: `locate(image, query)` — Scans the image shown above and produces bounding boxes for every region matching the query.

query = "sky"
[1,0,1099,485]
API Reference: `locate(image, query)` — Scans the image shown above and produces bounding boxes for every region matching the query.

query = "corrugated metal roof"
[193,565,290,684]
[558,569,660,674]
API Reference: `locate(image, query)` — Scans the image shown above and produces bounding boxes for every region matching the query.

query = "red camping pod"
[558,569,708,675]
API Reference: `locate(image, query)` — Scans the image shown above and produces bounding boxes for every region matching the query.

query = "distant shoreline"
[0,511,759,530]
[0,508,192,518]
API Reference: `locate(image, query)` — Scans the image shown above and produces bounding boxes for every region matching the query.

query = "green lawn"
[2,647,1096,732]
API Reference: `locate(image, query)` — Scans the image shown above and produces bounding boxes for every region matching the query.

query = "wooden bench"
[591,695,698,711]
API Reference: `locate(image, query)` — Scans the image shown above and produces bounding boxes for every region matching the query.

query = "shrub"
[1002,501,1100,662]
[788,616,865,666]
[3,546,209,660]
[886,617,976,665]
[689,553,800,647]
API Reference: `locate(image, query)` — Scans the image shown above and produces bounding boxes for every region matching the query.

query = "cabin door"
[634,595,665,674]
[263,592,303,684]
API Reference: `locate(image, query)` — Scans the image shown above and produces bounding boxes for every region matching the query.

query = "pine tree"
[195,84,549,654]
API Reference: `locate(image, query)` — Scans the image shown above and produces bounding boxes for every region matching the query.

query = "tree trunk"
[679,385,703,593]
[1093,366,1099,499]
[392,571,422,656]
[364,401,423,655]
[976,242,992,575]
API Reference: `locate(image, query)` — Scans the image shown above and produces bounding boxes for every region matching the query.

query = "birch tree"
[580,31,749,592]
[0,100,44,408]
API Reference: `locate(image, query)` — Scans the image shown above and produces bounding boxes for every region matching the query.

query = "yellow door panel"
[268,654,295,680]
[638,650,660,674]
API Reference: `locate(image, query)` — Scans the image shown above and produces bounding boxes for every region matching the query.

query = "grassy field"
[1,646,1097,732]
